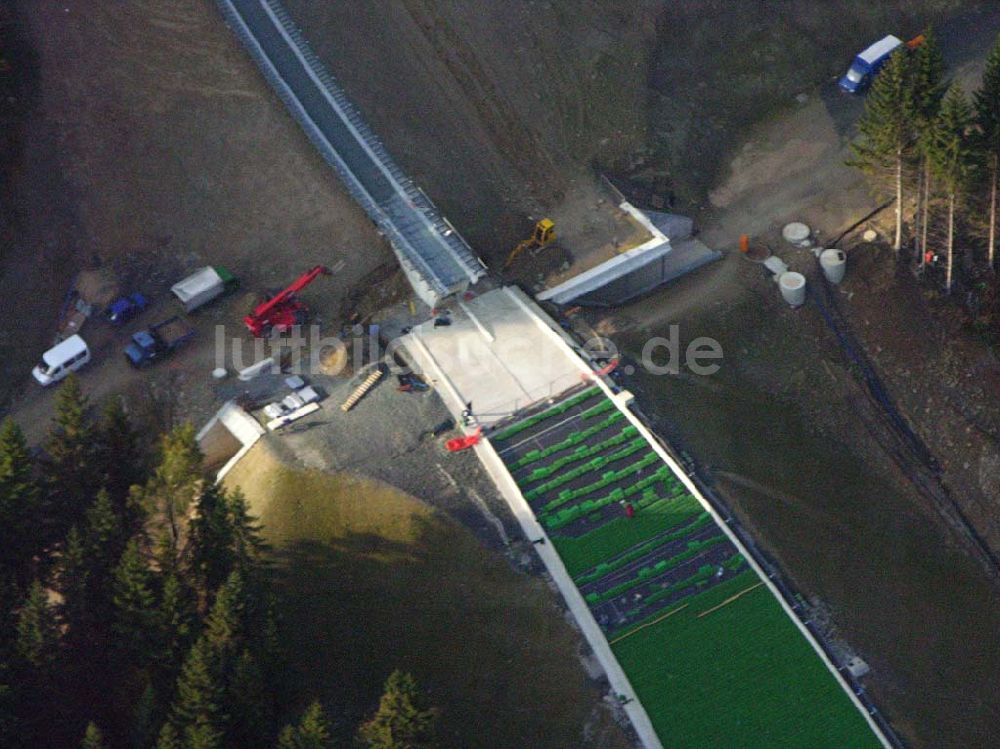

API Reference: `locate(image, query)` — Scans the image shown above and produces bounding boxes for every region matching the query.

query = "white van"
[32,334,91,386]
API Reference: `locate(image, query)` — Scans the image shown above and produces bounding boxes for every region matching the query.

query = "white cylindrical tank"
[779,272,807,307]
[820,249,847,284]
[782,222,811,247]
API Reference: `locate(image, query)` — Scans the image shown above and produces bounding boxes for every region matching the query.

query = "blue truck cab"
[839,35,903,93]
[104,292,148,325]
[124,316,194,368]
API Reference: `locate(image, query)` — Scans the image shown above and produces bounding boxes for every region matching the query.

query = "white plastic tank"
[779,272,807,307]
[819,249,847,284]
[782,222,812,247]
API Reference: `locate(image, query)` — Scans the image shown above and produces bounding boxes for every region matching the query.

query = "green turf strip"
[490,387,601,442]
[573,513,716,585]
[551,494,704,577]
[527,444,656,502]
[518,432,645,485]
[583,537,729,605]
[507,413,629,469]
[612,570,882,748]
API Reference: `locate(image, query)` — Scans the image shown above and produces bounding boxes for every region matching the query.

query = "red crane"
[244,265,332,337]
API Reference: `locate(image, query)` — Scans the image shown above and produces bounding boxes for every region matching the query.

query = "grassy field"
[224,443,628,749]
[613,571,881,749]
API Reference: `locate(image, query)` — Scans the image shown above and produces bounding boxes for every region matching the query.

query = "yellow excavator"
[503,218,556,270]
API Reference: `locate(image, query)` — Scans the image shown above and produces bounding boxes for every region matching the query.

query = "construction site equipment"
[172,266,238,312]
[104,293,148,325]
[446,428,481,452]
[503,218,556,269]
[244,265,332,337]
[33,335,91,386]
[125,317,195,368]
[341,367,383,412]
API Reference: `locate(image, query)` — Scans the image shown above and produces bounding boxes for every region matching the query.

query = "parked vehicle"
[32,334,91,386]
[839,34,926,94]
[171,266,238,313]
[839,35,903,93]
[244,265,331,336]
[124,316,195,367]
[104,292,148,325]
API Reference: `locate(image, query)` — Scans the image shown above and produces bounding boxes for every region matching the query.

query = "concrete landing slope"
[537,203,721,306]
[215,0,485,307]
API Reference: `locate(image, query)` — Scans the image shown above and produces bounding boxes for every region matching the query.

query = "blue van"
[839,35,903,93]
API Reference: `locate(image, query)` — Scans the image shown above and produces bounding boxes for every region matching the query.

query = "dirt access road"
[600,7,1000,748]
[0,0,395,435]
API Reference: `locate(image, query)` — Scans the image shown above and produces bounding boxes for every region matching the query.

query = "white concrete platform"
[402,287,592,425]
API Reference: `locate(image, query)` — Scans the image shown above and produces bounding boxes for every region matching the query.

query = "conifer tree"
[850,49,915,252]
[168,637,225,745]
[228,489,266,577]
[0,418,40,592]
[154,573,196,688]
[277,701,332,749]
[137,425,204,568]
[976,32,1000,273]
[112,538,159,664]
[44,374,98,537]
[15,580,60,669]
[94,397,145,524]
[81,721,107,749]
[58,525,90,639]
[357,671,438,749]
[190,483,235,598]
[928,85,977,292]
[155,721,182,749]
[227,649,271,749]
[911,27,947,262]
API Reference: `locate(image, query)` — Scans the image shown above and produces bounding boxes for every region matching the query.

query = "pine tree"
[0,418,41,592]
[357,671,438,749]
[15,580,60,669]
[189,483,234,598]
[911,27,947,263]
[81,721,107,749]
[168,637,225,742]
[43,374,98,538]
[850,49,916,253]
[58,525,91,639]
[227,649,271,749]
[228,489,266,577]
[112,538,159,664]
[137,425,204,568]
[202,570,246,665]
[277,701,332,749]
[154,573,196,688]
[976,32,1000,273]
[94,397,146,525]
[928,85,977,293]
[155,721,181,749]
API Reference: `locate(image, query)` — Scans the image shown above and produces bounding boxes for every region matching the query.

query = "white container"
[779,272,807,307]
[819,249,847,284]
[171,266,235,312]
[782,222,811,247]
[763,256,789,278]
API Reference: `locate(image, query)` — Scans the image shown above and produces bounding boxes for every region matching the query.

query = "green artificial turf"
[612,571,882,749]
[552,494,704,577]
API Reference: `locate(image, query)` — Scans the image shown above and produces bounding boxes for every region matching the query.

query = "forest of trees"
[851,27,1000,338]
[0,375,438,748]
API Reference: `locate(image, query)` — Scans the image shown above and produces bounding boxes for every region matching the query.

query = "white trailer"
[171,266,237,312]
